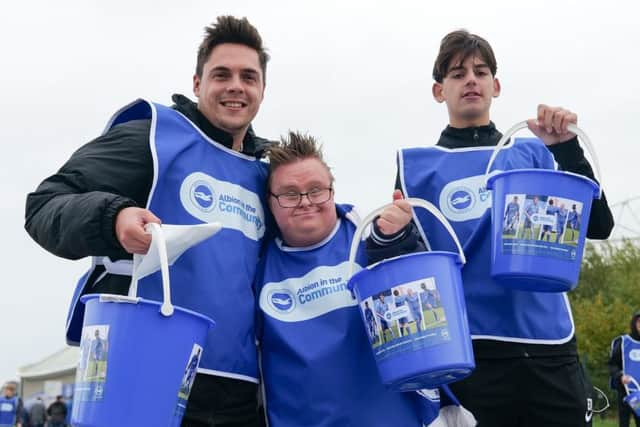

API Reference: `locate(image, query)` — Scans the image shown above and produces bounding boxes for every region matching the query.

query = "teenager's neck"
[449,117,491,129]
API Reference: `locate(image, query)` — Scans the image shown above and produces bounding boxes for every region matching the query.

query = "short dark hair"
[432,29,497,83]
[266,131,334,188]
[196,16,270,83]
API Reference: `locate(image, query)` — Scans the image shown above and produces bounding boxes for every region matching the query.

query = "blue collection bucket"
[625,377,640,417]
[485,122,601,292]
[347,199,474,391]
[71,223,216,427]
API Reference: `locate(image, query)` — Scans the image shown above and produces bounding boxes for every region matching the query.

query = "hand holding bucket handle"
[128,223,175,317]
[484,121,603,198]
[347,198,466,280]
[625,375,640,396]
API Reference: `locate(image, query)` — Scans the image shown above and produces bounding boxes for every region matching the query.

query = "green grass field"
[372,307,446,347]
[593,416,617,427]
[82,360,107,381]
[504,224,580,245]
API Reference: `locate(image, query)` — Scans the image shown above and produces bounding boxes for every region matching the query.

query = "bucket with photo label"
[71,223,217,427]
[347,199,474,391]
[486,122,601,292]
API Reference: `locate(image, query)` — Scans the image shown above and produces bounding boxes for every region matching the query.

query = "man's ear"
[193,74,201,97]
[432,82,444,103]
[492,77,501,98]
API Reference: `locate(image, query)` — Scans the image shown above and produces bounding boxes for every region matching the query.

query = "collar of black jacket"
[170,93,272,157]
[437,121,503,149]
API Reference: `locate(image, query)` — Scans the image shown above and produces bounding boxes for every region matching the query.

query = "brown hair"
[266,131,334,188]
[432,29,497,83]
[195,16,270,83]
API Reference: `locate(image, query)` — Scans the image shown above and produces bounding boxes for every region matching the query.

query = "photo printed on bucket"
[360,277,449,362]
[171,344,203,425]
[75,324,110,401]
[501,193,583,260]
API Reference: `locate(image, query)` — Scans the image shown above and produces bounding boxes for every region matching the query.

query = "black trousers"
[617,390,640,427]
[181,374,265,427]
[449,355,593,427]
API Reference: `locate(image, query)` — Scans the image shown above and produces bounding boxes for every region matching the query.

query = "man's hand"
[375,190,412,236]
[622,374,633,385]
[115,207,161,254]
[527,104,577,146]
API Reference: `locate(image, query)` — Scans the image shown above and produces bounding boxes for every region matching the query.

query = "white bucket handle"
[592,385,610,414]
[347,198,466,280]
[625,376,640,396]
[484,121,602,197]
[128,223,175,317]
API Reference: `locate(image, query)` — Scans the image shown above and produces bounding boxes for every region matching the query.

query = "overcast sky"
[1,0,638,385]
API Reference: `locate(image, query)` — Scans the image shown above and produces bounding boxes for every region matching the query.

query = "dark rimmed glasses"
[270,187,334,208]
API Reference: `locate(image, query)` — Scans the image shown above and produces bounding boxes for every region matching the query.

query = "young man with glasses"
[254,131,475,427]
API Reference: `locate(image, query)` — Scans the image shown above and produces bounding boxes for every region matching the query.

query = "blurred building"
[18,347,78,405]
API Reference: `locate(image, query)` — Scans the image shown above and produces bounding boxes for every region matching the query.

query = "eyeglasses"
[270,187,333,208]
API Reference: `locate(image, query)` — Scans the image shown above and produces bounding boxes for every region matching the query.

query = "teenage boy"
[374,29,614,426]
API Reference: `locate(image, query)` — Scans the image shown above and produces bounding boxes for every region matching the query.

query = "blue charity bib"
[256,205,430,427]
[623,335,640,391]
[399,138,574,343]
[66,99,268,381]
[0,396,17,426]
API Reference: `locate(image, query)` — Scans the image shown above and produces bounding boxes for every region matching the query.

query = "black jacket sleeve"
[366,222,426,265]
[24,119,154,260]
[608,336,624,390]
[548,137,614,239]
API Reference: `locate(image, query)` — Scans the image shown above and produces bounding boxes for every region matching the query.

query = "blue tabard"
[399,138,574,343]
[66,99,268,382]
[0,396,17,426]
[622,335,640,391]
[256,205,430,427]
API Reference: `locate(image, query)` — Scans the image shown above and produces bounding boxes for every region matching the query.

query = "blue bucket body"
[487,169,600,292]
[625,391,640,417]
[72,295,214,427]
[348,251,474,391]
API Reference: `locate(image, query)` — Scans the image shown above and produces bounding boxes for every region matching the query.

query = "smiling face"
[193,43,265,149]
[269,157,337,247]
[432,54,500,128]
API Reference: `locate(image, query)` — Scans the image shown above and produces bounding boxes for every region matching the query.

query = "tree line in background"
[570,240,640,417]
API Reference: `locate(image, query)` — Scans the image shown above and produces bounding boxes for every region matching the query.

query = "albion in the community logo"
[180,172,265,241]
[259,262,359,322]
[269,290,295,313]
[448,189,473,211]
[439,173,494,222]
[630,349,640,361]
[190,181,216,212]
